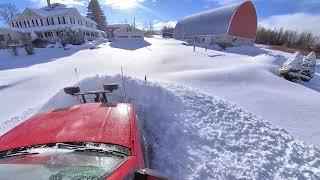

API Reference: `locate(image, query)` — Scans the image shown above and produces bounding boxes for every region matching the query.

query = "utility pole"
[133,17,136,28]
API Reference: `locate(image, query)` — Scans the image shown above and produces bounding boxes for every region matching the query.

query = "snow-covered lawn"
[1,37,320,179]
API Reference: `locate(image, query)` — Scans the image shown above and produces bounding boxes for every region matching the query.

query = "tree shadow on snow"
[110,40,152,51]
[0,48,82,71]
[298,65,320,92]
[224,45,269,56]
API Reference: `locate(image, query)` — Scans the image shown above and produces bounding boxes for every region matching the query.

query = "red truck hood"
[0,103,134,151]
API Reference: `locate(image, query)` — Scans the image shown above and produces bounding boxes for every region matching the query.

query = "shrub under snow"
[300,51,317,82]
[279,51,304,81]
[57,28,85,46]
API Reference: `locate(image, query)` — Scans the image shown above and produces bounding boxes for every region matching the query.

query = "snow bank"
[40,75,320,180]
[63,38,108,50]
[91,37,108,45]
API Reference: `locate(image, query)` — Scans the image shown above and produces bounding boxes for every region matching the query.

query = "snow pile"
[46,42,63,49]
[46,43,55,48]
[63,44,75,50]
[91,37,108,45]
[300,52,317,82]
[40,75,320,180]
[63,38,108,50]
[80,42,96,49]
[279,52,304,81]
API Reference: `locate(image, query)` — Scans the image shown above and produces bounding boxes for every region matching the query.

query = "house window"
[40,19,43,26]
[47,18,50,25]
[24,20,27,27]
[7,34,12,41]
[51,18,54,25]
[32,19,35,26]
[11,22,14,27]
[36,19,39,26]
[44,32,53,37]
[0,34,5,41]
[27,20,30,27]
[63,17,66,24]
[16,22,19,28]
[19,22,22,28]
[58,17,61,24]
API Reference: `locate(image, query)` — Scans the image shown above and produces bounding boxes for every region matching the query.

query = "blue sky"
[1,0,320,34]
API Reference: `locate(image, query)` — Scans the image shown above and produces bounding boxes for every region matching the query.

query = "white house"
[9,1,106,42]
[113,25,144,40]
[106,24,129,38]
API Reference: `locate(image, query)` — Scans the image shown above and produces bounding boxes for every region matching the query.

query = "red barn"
[173,1,257,45]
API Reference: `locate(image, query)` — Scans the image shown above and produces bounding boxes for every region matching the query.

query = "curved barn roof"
[173,1,257,40]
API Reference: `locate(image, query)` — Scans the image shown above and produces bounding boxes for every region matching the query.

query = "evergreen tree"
[57,28,85,46]
[300,52,317,82]
[87,0,107,31]
[279,51,304,81]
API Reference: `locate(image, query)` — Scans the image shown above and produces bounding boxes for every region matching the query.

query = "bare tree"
[0,3,17,25]
[256,26,320,56]
[148,20,154,34]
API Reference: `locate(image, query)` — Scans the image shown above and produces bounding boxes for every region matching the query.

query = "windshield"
[0,142,130,180]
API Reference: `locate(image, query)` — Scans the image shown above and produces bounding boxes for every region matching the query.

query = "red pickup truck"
[0,84,168,180]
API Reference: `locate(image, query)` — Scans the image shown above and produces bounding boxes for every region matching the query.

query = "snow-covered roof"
[9,24,100,33]
[11,3,97,25]
[173,0,255,39]
[113,25,144,34]
[106,24,129,28]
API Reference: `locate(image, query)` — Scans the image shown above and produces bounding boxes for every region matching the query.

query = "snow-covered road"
[1,37,320,179]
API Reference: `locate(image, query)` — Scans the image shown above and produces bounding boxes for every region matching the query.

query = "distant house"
[173,1,257,46]
[106,24,129,38]
[8,1,106,42]
[0,28,26,48]
[113,25,144,40]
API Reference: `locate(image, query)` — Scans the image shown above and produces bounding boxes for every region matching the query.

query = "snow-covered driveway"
[1,37,320,179]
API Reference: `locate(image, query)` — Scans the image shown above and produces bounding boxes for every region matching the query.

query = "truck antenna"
[74,67,80,88]
[121,66,128,103]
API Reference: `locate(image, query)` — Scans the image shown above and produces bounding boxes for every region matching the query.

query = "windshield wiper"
[0,151,39,159]
[57,143,129,157]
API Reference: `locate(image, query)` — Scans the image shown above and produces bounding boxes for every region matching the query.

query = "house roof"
[113,25,144,34]
[173,0,257,39]
[106,24,129,28]
[11,3,97,25]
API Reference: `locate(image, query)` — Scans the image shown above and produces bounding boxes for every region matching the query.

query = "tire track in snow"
[36,75,320,179]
